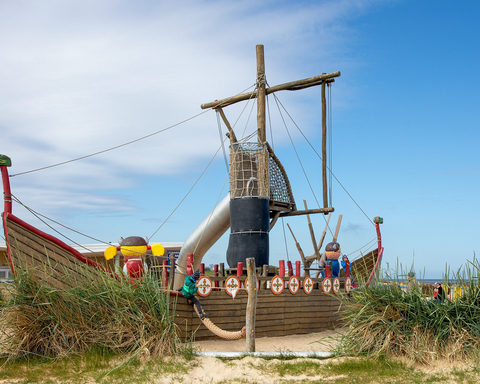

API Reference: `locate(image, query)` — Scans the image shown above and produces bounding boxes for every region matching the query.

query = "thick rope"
[193,304,246,340]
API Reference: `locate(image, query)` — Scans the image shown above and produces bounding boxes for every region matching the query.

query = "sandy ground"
[193,330,340,353]
[160,330,345,384]
[157,329,473,384]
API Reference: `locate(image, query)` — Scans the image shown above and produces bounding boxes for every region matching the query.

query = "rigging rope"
[266,94,274,150]
[10,84,256,178]
[271,93,331,235]
[271,94,375,227]
[344,238,377,259]
[239,94,258,141]
[11,194,112,253]
[281,217,290,262]
[216,110,229,173]
[149,136,229,240]
[192,171,229,257]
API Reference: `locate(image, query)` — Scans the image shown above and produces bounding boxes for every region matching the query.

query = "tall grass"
[0,261,185,361]
[336,257,480,364]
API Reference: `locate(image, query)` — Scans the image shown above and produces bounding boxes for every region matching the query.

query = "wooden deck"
[4,214,113,289]
[171,278,346,340]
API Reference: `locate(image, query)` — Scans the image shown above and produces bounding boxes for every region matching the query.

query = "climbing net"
[229,142,269,199]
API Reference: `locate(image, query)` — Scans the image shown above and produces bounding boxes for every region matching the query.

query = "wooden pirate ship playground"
[1,45,384,342]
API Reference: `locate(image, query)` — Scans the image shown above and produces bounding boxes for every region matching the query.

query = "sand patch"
[193,329,343,353]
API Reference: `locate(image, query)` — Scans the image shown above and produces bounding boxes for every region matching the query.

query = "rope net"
[268,152,294,206]
[229,142,269,199]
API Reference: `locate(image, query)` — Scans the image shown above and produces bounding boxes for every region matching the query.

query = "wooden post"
[317,213,332,251]
[304,200,320,259]
[214,264,219,291]
[333,215,343,242]
[286,223,311,277]
[219,262,225,277]
[246,257,257,352]
[262,264,268,289]
[162,259,168,288]
[256,45,266,143]
[0,163,12,214]
[168,252,175,289]
[321,77,328,208]
[216,107,237,144]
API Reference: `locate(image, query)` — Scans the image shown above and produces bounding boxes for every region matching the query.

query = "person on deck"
[341,255,356,286]
[433,282,446,302]
[432,283,438,300]
[180,270,209,319]
[324,242,341,279]
[406,271,420,292]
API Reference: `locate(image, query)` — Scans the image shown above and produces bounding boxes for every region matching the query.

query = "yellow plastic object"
[151,243,165,256]
[104,246,118,260]
[121,245,148,257]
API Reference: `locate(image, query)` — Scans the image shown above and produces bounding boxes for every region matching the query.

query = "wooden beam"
[256,45,266,143]
[322,78,328,208]
[279,207,334,217]
[215,107,237,144]
[269,211,281,230]
[333,215,343,242]
[286,223,307,266]
[304,200,320,260]
[317,212,332,251]
[201,71,341,110]
[246,257,257,352]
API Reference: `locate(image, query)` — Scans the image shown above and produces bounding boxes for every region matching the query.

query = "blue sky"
[1,0,479,279]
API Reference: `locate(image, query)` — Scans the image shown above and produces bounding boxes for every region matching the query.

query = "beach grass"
[335,257,480,364]
[0,260,192,363]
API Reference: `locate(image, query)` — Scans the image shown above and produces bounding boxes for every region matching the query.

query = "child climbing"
[181,270,209,319]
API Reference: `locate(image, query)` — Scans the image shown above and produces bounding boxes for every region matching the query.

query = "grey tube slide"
[173,194,230,289]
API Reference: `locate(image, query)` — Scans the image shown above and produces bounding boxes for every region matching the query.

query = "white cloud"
[0,0,380,231]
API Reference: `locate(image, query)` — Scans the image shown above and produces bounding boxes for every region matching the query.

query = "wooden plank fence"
[171,275,346,340]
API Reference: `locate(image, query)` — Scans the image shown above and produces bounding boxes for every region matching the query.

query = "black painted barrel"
[226,197,269,268]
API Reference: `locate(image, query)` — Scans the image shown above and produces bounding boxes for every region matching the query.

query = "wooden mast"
[256,45,266,143]
[321,77,328,208]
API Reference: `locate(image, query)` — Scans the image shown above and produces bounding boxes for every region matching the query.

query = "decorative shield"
[322,278,332,294]
[345,277,352,293]
[303,276,314,294]
[244,278,259,294]
[196,276,213,297]
[225,276,241,297]
[288,276,300,294]
[332,277,340,294]
[270,276,285,295]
